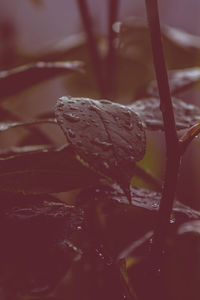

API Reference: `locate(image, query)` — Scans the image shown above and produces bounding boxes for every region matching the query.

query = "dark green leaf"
[129,97,200,130]
[55,96,146,200]
[0,145,100,194]
[148,67,200,96]
[0,61,83,100]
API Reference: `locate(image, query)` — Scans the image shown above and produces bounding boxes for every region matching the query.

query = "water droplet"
[64,113,80,122]
[76,141,82,146]
[114,115,120,121]
[123,110,132,117]
[69,106,79,111]
[92,137,112,150]
[92,152,100,158]
[170,217,175,224]
[136,132,141,138]
[89,105,100,112]
[152,203,158,208]
[67,129,76,138]
[103,162,109,169]
[123,121,133,130]
[99,100,111,105]
[128,145,133,151]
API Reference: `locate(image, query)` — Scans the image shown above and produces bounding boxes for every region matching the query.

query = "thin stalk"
[145,0,180,258]
[106,0,119,98]
[77,0,105,97]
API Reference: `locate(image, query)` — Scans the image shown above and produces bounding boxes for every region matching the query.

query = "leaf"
[115,17,200,70]
[0,194,84,296]
[162,219,200,300]
[0,106,16,121]
[0,145,53,158]
[0,145,100,194]
[129,97,200,130]
[20,33,101,98]
[78,183,200,257]
[0,118,56,133]
[148,67,200,96]
[55,96,146,201]
[0,61,83,99]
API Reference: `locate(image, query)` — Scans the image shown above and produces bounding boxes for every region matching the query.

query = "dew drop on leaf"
[63,113,80,123]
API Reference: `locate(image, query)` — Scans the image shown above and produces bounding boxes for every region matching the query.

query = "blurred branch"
[106,0,119,98]
[77,0,105,97]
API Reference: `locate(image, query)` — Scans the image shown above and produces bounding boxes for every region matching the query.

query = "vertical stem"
[145,0,180,258]
[106,0,119,98]
[77,0,105,97]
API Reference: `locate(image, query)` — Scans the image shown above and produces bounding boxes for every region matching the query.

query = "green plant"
[1,1,200,299]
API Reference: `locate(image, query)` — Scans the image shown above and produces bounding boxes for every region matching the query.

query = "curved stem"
[145,0,181,258]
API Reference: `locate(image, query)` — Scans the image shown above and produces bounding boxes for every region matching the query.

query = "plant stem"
[77,0,105,97]
[179,122,200,155]
[145,0,180,258]
[106,0,119,98]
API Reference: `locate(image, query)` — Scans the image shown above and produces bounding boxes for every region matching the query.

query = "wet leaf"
[55,96,146,200]
[0,61,83,100]
[129,97,200,130]
[0,145,100,194]
[148,67,200,96]
[0,118,56,133]
[0,193,84,296]
[78,183,200,257]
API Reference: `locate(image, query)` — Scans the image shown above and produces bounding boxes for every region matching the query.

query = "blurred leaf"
[0,193,84,297]
[0,145,100,194]
[0,106,16,121]
[149,67,200,96]
[55,96,146,201]
[18,33,101,99]
[19,34,150,100]
[0,118,56,133]
[162,220,200,300]
[129,97,200,130]
[0,145,53,157]
[0,61,83,100]
[115,17,200,71]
